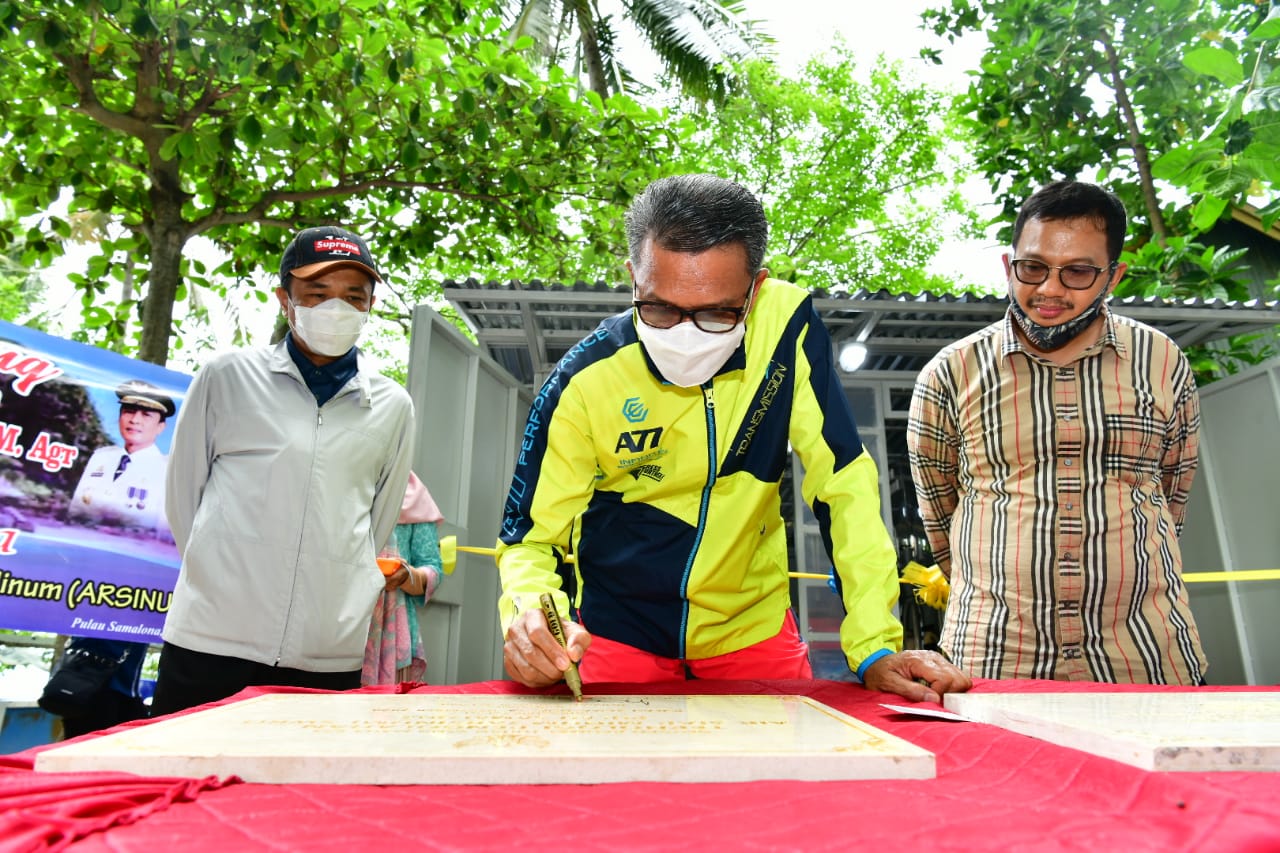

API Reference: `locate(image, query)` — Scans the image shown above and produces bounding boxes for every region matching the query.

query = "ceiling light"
[838,341,867,372]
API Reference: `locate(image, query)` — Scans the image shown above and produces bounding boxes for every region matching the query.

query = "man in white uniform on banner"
[68,379,175,541]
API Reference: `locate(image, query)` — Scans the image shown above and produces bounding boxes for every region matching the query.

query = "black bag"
[37,645,127,719]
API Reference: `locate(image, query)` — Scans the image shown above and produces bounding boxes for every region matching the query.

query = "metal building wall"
[405,299,1280,686]
[1180,356,1280,685]
[405,305,532,684]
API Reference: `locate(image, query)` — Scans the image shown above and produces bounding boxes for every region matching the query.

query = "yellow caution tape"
[1182,569,1280,583]
[785,564,953,611]
[899,561,950,610]
[438,536,1280,589]
[437,535,499,576]
[438,536,578,576]
[788,565,1280,614]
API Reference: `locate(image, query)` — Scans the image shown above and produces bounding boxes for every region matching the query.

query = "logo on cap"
[280,225,382,285]
[314,238,362,257]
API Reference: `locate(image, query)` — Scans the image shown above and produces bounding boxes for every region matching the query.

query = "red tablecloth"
[4,678,1278,852]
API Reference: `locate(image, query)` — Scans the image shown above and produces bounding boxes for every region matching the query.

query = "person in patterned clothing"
[908,180,1207,684]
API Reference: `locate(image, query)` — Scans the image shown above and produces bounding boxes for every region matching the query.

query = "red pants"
[578,610,812,683]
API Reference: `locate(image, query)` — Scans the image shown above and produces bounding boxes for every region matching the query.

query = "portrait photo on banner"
[0,319,191,643]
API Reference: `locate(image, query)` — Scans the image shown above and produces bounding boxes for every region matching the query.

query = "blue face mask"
[1009,284,1109,352]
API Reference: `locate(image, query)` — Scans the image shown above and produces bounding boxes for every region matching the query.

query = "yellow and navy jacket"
[496,278,903,675]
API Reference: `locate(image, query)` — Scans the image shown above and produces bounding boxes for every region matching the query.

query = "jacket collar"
[269,338,373,406]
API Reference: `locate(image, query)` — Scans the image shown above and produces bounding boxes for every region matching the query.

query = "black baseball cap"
[279,226,382,286]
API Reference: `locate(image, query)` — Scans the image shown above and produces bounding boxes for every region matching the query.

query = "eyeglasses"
[633,290,752,334]
[1010,258,1117,290]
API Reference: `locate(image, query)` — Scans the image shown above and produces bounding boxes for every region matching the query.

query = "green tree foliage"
[1153,4,1280,233]
[674,51,980,293]
[0,0,674,366]
[503,0,768,102]
[920,0,1267,251]
[0,262,39,326]
[0,199,45,326]
[922,0,1280,380]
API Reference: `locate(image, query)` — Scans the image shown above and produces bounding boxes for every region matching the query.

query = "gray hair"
[625,174,768,275]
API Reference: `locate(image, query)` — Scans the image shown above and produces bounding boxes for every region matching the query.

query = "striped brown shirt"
[907,308,1207,684]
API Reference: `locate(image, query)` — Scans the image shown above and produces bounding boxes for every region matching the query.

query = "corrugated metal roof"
[444,278,1280,389]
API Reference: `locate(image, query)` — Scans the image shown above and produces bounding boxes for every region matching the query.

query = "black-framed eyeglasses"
[1010,258,1117,290]
[633,291,752,334]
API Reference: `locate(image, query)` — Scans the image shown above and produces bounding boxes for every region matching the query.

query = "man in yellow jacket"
[497,174,970,703]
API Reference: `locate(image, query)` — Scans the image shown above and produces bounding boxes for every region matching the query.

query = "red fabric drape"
[4,679,1277,852]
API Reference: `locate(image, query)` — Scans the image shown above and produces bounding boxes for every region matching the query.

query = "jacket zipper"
[679,383,717,659]
[276,404,323,666]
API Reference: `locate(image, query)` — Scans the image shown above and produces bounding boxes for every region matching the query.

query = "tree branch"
[1098,28,1168,247]
[61,52,153,137]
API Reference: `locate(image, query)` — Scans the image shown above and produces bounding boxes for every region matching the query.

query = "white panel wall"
[405,305,531,684]
[1180,357,1280,685]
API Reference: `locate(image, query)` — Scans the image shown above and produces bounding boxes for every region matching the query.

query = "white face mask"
[290,298,368,357]
[635,315,746,387]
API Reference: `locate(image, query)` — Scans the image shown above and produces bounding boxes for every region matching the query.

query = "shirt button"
[1064,459,1073,467]
[1065,503,1074,510]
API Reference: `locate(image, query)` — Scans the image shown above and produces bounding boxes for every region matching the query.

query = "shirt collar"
[282,333,364,405]
[284,333,358,374]
[999,305,1128,363]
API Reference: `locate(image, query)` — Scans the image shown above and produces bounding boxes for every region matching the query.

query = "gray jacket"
[163,341,414,671]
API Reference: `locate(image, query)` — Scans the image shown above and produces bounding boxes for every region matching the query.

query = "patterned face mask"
[1008,283,1109,352]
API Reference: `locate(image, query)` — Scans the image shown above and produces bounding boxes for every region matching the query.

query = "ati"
[615,427,663,453]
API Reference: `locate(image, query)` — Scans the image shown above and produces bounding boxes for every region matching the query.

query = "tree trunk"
[137,222,185,367]
[115,256,135,356]
[137,164,189,367]
[1099,30,1169,248]
[573,1,610,100]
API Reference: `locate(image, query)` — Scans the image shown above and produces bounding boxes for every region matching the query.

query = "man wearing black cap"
[152,225,415,716]
[68,379,176,539]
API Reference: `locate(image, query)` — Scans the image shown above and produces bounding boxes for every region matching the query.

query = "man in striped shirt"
[907,180,1208,684]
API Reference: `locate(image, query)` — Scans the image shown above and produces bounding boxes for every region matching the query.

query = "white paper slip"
[880,703,968,722]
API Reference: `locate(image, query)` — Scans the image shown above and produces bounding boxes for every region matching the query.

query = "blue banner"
[0,320,191,642]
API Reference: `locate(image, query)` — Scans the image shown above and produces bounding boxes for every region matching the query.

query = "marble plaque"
[34,693,935,784]
[944,691,1280,772]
